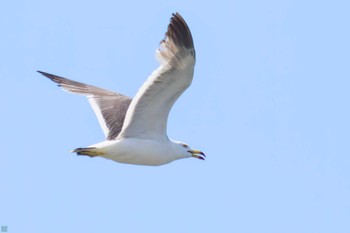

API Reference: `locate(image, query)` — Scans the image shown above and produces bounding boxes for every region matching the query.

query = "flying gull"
[38,12,205,166]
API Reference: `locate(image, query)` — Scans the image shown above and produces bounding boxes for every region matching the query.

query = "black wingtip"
[37,70,52,78]
[37,70,64,81]
[166,12,195,56]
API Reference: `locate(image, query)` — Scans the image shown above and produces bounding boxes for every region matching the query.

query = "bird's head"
[172,140,205,161]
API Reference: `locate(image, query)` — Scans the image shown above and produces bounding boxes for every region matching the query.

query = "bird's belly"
[97,139,177,166]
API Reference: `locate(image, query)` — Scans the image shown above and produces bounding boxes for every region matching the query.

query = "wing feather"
[38,71,131,139]
[119,13,196,140]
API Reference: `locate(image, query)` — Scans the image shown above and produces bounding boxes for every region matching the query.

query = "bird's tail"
[72,147,105,157]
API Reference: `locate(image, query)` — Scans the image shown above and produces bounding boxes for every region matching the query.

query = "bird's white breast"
[92,138,184,166]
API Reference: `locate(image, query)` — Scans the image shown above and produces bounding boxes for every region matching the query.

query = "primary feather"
[119,13,196,141]
[37,71,131,139]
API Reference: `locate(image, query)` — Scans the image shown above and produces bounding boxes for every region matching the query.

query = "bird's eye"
[182,144,189,148]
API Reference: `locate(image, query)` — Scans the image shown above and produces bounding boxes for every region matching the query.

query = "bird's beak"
[189,149,206,160]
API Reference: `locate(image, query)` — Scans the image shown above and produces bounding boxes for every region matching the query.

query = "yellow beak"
[189,149,206,160]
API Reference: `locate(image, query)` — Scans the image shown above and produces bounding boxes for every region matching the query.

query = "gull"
[38,12,205,166]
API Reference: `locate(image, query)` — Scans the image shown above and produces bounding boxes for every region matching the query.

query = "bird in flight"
[38,12,205,166]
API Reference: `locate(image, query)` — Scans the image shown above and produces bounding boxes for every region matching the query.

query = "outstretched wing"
[119,13,196,141]
[38,71,131,139]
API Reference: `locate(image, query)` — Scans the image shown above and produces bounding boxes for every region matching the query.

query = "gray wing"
[119,13,196,140]
[38,71,131,139]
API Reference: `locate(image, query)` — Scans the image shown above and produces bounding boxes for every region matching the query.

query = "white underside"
[88,138,187,166]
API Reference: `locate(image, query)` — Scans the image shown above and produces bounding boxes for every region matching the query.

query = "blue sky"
[1,0,350,232]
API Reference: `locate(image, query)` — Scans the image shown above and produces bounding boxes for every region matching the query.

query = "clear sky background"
[1,0,350,232]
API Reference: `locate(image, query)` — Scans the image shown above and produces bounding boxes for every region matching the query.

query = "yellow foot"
[72,147,105,157]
